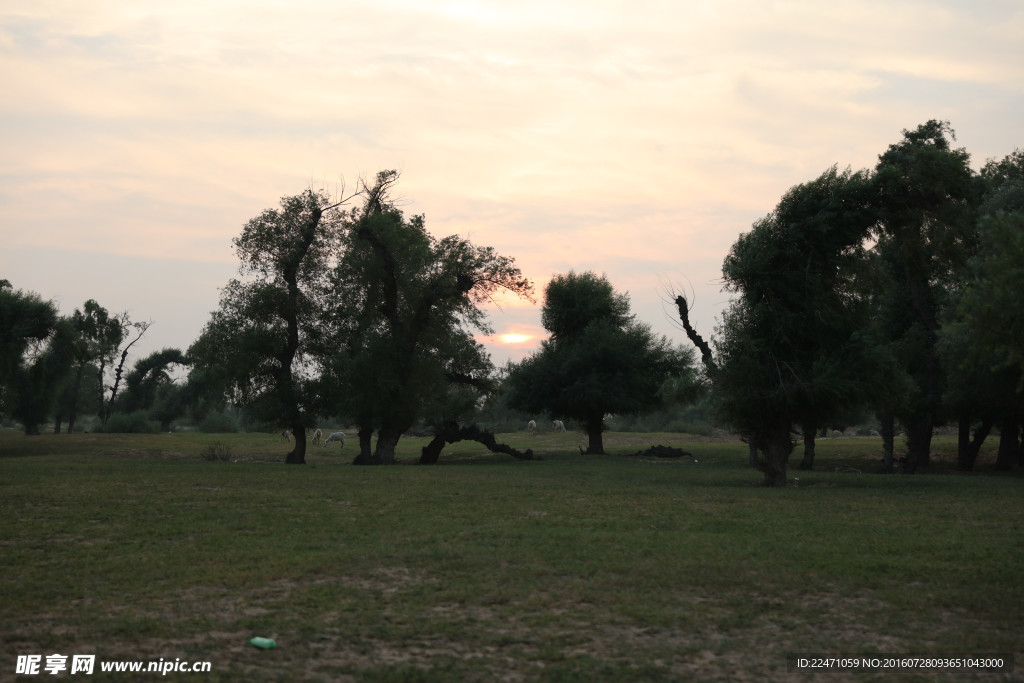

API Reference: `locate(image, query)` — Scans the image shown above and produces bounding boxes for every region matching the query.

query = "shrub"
[199,442,232,462]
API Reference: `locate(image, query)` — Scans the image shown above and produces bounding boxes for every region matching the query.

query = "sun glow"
[499,333,532,345]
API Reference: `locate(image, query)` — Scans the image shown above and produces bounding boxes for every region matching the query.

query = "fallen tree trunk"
[420,421,536,464]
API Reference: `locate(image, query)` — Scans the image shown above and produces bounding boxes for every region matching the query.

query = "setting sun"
[499,333,532,345]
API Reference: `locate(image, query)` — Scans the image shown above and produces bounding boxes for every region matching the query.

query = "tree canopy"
[191,188,349,463]
[679,166,895,484]
[507,271,693,455]
[0,282,76,434]
[325,171,534,464]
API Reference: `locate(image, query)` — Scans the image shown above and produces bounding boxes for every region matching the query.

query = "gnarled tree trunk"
[419,421,536,464]
[583,415,605,455]
[755,421,794,487]
[374,427,402,465]
[285,425,307,464]
[352,427,376,465]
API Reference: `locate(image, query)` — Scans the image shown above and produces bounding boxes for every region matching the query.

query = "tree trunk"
[759,422,793,487]
[105,347,130,426]
[285,426,307,464]
[54,416,63,434]
[585,419,605,455]
[419,421,535,464]
[958,417,992,471]
[799,422,816,470]
[352,427,376,465]
[421,434,446,465]
[96,358,107,426]
[748,442,758,468]
[374,427,402,465]
[904,412,933,473]
[1019,427,1024,468]
[878,411,896,472]
[59,364,84,435]
[995,416,1019,471]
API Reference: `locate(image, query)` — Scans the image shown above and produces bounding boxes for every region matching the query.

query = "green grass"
[1,429,1021,681]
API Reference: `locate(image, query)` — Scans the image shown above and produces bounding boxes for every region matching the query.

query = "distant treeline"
[2,122,1021,485]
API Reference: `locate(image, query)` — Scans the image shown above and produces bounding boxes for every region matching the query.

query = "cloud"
[1,0,1021,368]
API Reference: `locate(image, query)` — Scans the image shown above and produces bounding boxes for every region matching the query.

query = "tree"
[0,282,75,434]
[0,281,60,390]
[54,359,101,434]
[957,150,1024,382]
[325,171,534,464]
[191,187,352,464]
[675,166,883,485]
[941,149,1024,470]
[870,120,980,472]
[506,271,691,455]
[117,348,189,413]
[60,300,152,428]
[100,315,151,426]
[116,348,190,431]
[939,319,1020,471]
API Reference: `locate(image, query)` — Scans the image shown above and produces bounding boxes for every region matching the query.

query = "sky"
[2,0,1022,371]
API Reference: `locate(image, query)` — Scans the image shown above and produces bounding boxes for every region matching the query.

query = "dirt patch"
[625,444,699,460]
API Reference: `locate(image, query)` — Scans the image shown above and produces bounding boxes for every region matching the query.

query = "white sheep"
[323,431,346,448]
[528,420,536,434]
[312,428,323,446]
[553,420,566,431]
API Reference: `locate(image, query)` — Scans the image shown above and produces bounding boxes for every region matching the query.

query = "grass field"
[1,429,1021,681]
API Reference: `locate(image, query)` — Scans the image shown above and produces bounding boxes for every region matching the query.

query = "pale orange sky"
[2,1,1022,367]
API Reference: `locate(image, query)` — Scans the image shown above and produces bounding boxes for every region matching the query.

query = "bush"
[98,411,160,434]
[198,411,240,434]
[199,442,232,462]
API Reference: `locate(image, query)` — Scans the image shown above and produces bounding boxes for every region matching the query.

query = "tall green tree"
[117,348,189,413]
[116,348,190,431]
[0,280,59,389]
[191,188,351,463]
[0,281,76,433]
[958,150,1024,381]
[871,120,981,472]
[64,299,152,428]
[507,271,691,455]
[941,149,1024,470]
[325,171,534,464]
[676,166,884,485]
[8,322,77,435]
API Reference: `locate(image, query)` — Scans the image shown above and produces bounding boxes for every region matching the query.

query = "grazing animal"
[312,428,323,446]
[323,431,346,448]
[528,420,536,434]
[553,420,566,432]
[281,429,291,442]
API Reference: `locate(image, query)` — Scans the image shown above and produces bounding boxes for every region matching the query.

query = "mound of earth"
[627,445,698,460]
